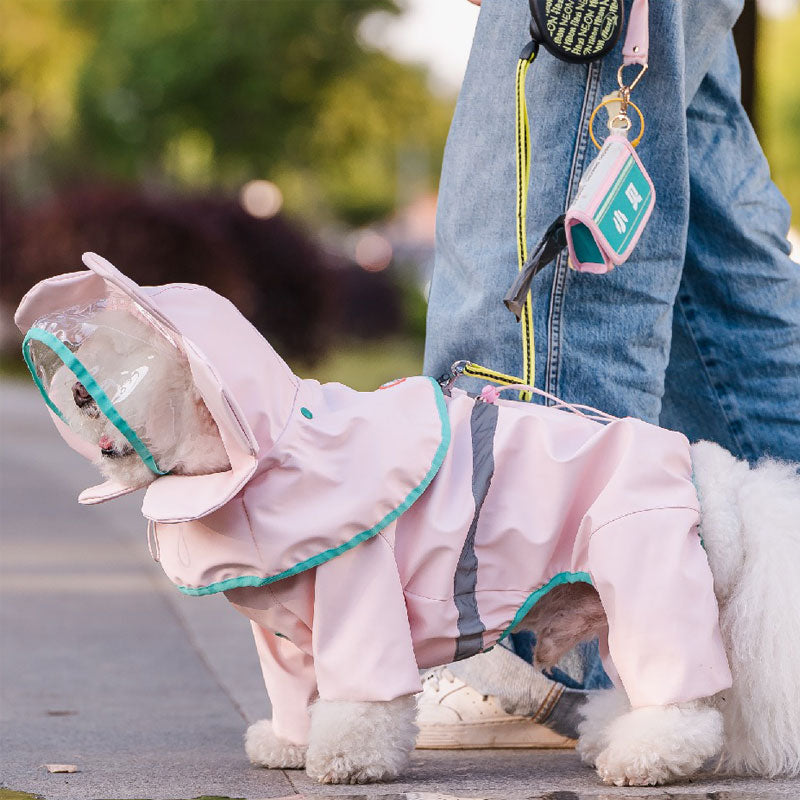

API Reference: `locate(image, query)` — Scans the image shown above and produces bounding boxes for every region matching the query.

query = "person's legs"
[426,1,744,414]
[424,0,552,390]
[660,35,800,461]
[424,0,748,738]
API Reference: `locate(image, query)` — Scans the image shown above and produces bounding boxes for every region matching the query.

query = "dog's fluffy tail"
[693,441,800,777]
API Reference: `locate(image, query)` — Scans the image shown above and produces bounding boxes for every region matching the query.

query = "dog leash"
[478,383,619,423]
[438,360,618,424]
[464,1,651,402]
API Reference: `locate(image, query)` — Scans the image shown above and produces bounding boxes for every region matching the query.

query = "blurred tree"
[307,52,451,224]
[2,0,452,225]
[0,0,89,190]
[1,184,336,360]
[758,8,800,222]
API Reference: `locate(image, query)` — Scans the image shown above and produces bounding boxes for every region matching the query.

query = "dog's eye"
[72,382,94,408]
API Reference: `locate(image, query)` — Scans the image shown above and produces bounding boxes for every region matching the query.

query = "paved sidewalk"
[1,380,798,800]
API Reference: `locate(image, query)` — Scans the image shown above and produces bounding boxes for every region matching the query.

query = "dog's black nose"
[72,382,93,408]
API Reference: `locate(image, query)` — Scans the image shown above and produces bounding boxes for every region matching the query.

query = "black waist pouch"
[529,0,624,63]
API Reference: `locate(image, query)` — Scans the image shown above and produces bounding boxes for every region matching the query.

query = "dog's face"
[48,311,230,489]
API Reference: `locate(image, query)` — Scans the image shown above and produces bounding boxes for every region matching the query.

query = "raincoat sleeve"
[250,621,318,746]
[587,506,732,708]
[312,531,423,703]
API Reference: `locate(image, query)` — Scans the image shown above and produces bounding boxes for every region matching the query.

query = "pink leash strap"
[479,384,619,423]
[623,0,649,67]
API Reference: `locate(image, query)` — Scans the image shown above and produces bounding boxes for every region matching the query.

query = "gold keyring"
[589,98,645,150]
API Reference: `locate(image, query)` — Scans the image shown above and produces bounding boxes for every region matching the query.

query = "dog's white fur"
[305,696,418,784]
[695,442,800,777]
[244,719,307,769]
[591,699,724,786]
[57,315,800,786]
[49,311,229,487]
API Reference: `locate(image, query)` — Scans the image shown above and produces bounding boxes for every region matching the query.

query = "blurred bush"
[0,184,403,363]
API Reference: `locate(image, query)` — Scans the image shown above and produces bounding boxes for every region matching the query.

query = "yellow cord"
[515,51,537,400]
[462,361,524,387]
[457,51,537,399]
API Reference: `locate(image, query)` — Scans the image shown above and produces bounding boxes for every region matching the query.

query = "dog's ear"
[167,389,231,476]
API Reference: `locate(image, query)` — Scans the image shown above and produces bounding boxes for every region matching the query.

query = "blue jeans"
[425,0,800,728]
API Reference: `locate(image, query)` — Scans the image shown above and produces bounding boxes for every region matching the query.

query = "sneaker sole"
[415,719,576,750]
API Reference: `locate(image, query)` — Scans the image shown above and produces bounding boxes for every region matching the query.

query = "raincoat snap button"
[300,407,313,419]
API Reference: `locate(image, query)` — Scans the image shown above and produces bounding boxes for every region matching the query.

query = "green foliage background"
[758,11,800,223]
[1,1,797,223]
[0,4,798,386]
[1,0,453,225]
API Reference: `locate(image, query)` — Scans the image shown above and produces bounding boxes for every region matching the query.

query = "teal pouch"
[565,134,655,274]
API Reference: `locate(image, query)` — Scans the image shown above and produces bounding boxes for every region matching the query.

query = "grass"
[291,336,425,391]
[2,337,425,392]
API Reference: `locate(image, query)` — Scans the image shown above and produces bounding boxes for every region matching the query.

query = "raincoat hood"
[15,253,449,535]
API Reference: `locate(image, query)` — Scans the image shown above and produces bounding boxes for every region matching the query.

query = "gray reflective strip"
[453,399,498,661]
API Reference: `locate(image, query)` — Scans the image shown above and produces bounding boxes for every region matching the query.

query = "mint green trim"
[595,157,634,222]
[22,327,168,476]
[22,330,67,422]
[178,376,452,596]
[595,156,652,254]
[498,571,594,641]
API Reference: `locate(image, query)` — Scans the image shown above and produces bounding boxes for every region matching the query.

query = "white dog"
[46,309,231,488]
[19,260,800,788]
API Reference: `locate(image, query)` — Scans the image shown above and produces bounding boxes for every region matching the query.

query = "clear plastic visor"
[23,298,188,475]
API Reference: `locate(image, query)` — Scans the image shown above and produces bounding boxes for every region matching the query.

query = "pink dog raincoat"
[16,254,732,746]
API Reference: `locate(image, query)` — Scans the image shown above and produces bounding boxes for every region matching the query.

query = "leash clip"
[438,360,468,392]
[612,59,647,133]
[617,62,648,97]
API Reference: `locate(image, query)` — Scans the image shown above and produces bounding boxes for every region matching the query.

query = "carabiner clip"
[617,62,648,96]
[438,360,468,393]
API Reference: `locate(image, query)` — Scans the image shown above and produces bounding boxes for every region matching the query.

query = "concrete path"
[1,380,798,800]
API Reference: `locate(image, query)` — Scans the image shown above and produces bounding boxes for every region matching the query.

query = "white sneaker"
[415,667,576,749]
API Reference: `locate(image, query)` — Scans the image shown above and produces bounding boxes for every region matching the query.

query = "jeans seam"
[675,293,753,461]
[545,60,603,400]
[532,682,564,723]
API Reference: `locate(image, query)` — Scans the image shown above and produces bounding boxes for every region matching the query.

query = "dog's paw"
[595,743,681,786]
[593,702,723,786]
[244,719,306,769]
[305,696,417,784]
[576,729,606,768]
[576,688,630,767]
[306,753,403,785]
